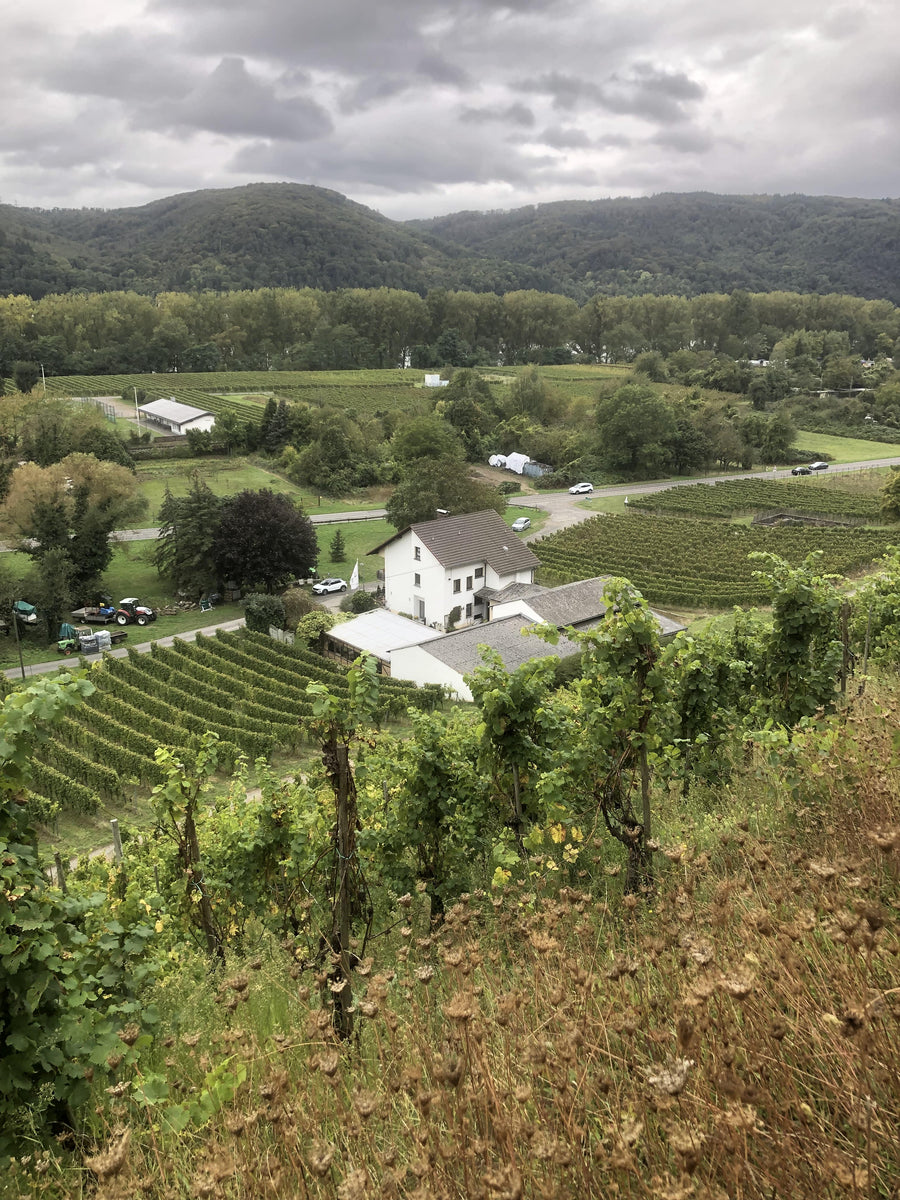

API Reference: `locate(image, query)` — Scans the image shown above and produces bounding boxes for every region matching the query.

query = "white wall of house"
[181,414,216,434]
[389,644,470,700]
[383,534,447,627]
[383,533,490,630]
[489,598,543,623]
[382,527,536,632]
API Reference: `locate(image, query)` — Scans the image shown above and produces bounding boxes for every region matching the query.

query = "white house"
[370,510,539,631]
[138,398,216,435]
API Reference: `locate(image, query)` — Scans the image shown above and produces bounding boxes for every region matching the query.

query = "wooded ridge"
[2,184,899,302]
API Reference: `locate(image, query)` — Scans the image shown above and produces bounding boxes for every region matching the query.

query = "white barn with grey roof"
[388,615,582,701]
[323,610,443,672]
[487,576,686,639]
[138,398,216,435]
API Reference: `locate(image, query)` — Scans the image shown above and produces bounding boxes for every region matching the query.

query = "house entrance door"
[416,598,426,623]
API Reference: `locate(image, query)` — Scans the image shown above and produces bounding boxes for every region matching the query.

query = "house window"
[414,573,421,587]
[474,567,484,579]
[414,546,421,561]
[465,603,472,619]
[453,579,461,594]
[466,575,473,590]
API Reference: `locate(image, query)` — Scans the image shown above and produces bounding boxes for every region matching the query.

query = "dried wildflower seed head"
[118,1023,140,1047]
[841,1008,866,1037]
[718,971,755,999]
[182,1033,201,1047]
[317,1050,340,1077]
[83,1129,131,1180]
[434,1055,464,1087]
[307,1141,335,1177]
[867,826,899,852]
[643,1057,694,1096]
[353,1090,378,1120]
[397,893,413,909]
[442,993,476,1023]
[416,965,435,984]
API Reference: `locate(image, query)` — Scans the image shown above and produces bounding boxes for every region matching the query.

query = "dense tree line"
[1,285,899,380]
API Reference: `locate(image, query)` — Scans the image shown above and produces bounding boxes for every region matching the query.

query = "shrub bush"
[339,590,378,613]
[243,593,286,633]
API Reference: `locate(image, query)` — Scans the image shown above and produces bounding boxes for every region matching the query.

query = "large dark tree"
[595,383,677,478]
[386,458,507,530]
[12,361,40,395]
[213,489,317,593]
[154,476,224,598]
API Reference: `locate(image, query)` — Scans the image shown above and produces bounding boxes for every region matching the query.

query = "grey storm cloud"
[460,104,537,127]
[1,0,899,215]
[515,65,704,122]
[540,125,594,149]
[651,126,716,155]
[231,118,553,192]
[140,57,332,142]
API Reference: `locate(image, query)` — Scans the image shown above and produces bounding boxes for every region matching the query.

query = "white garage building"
[138,398,216,435]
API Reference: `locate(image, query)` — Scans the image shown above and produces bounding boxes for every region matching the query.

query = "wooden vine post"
[333,743,354,1039]
[307,656,379,1040]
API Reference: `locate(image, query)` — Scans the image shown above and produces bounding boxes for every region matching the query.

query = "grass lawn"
[315,518,393,583]
[583,495,631,516]
[795,430,900,463]
[131,457,387,526]
[503,504,549,534]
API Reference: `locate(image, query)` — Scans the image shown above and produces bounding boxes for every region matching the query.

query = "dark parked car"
[791,466,812,475]
[808,461,829,471]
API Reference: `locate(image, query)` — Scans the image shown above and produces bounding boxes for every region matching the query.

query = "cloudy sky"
[2,0,898,219]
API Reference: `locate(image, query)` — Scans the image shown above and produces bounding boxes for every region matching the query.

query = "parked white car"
[312,577,347,594]
[511,516,531,532]
[568,481,594,494]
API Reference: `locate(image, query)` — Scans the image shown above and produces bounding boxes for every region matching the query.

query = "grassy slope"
[30,683,899,1199]
[132,457,386,527]
[795,428,899,462]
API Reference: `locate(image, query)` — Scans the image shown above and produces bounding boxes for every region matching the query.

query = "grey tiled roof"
[420,616,580,676]
[487,581,548,604]
[372,510,539,574]
[496,576,686,639]
[523,577,612,627]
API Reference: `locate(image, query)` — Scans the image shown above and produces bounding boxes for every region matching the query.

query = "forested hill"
[411,192,900,302]
[2,184,900,302]
[0,183,555,300]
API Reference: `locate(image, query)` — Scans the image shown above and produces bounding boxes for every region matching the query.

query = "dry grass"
[7,694,899,1200]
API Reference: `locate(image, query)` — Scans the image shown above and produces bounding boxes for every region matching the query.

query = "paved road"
[514,458,900,538]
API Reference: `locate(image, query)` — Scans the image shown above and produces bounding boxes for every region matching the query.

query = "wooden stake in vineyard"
[307,657,379,1039]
